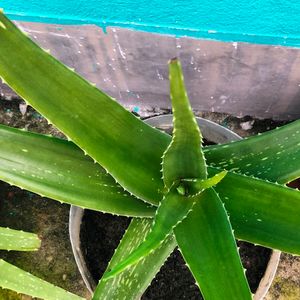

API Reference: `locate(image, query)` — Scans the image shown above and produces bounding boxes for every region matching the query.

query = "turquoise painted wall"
[2,0,300,47]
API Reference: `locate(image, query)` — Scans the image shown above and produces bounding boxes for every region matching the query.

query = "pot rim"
[69,114,280,298]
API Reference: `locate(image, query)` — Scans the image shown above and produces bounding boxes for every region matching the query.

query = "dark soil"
[287,178,300,189]
[80,210,272,299]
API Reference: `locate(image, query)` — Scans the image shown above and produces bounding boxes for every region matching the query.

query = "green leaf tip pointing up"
[163,58,207,189]
[103,58,221,281]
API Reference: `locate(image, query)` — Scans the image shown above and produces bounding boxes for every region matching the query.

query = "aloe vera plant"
[1,10,300,299]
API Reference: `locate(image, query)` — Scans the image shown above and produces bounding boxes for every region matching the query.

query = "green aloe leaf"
[102,169,226,280]
[103,58,213,280]
[183,170,227,196]
[93,218,176,299]
[1,11,300,205]
[211,168,300,255]
[204,120,300,184]
[0,124,155,217]
[0,11,169,204]
[0,227,40,251]
[175,189,252,300]
[162,58,251,299]
[0,260,84,300]
[0,259,84,300]
[1,121,300,254]
[2,13,300,298]
[103,187,200,280]
[162,58,207,188]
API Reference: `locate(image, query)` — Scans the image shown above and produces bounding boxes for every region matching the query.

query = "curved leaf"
[0,12,169,204]
[175,189,252,300]
[184,170,227,196]
[205,120,300,184]
[103,186,198,280]
[0,124,155,217]
[93,218,176,299]
[103,168,227,281]
[162,58,206,188]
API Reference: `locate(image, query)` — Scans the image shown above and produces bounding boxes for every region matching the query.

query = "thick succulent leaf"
[0,124,155,217]
[174,189,252,300]
[211,167,300,255]
[1,11,300,257]
[205,120,300,184]
[103,186,198,280]
[0,227,40,251]
[162,58,206,189]
[183,170,227,196]
[1,12,300,205]
[2,122,300,253]
[103,170,227,280]
[93,218,176,299]
[0,12,169,203]
[1,122,300,253]
[0,260,84,300]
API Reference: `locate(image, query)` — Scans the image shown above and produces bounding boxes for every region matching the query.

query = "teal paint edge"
[7,11,300,48]
[6,11,300,48]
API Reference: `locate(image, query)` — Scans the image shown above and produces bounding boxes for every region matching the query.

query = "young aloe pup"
[1,10,300,300]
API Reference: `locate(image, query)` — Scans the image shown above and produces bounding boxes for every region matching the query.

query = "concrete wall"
[1,21,300,120]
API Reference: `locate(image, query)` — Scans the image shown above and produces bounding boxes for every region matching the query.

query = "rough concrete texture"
[2,21,300,120]
[266,254,300,300]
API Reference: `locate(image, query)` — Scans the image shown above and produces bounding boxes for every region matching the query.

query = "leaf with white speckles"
[204,120,300,184]
[175,189,252,300]
[103,187,200,280]
[0,124,155,218]
[103,59,213,280]
[93,218,176,300]
[0,12,169,204]
[211,167,300,255]
[0,227,40,251]
[0,260,84,300]
[162,58,207,188]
